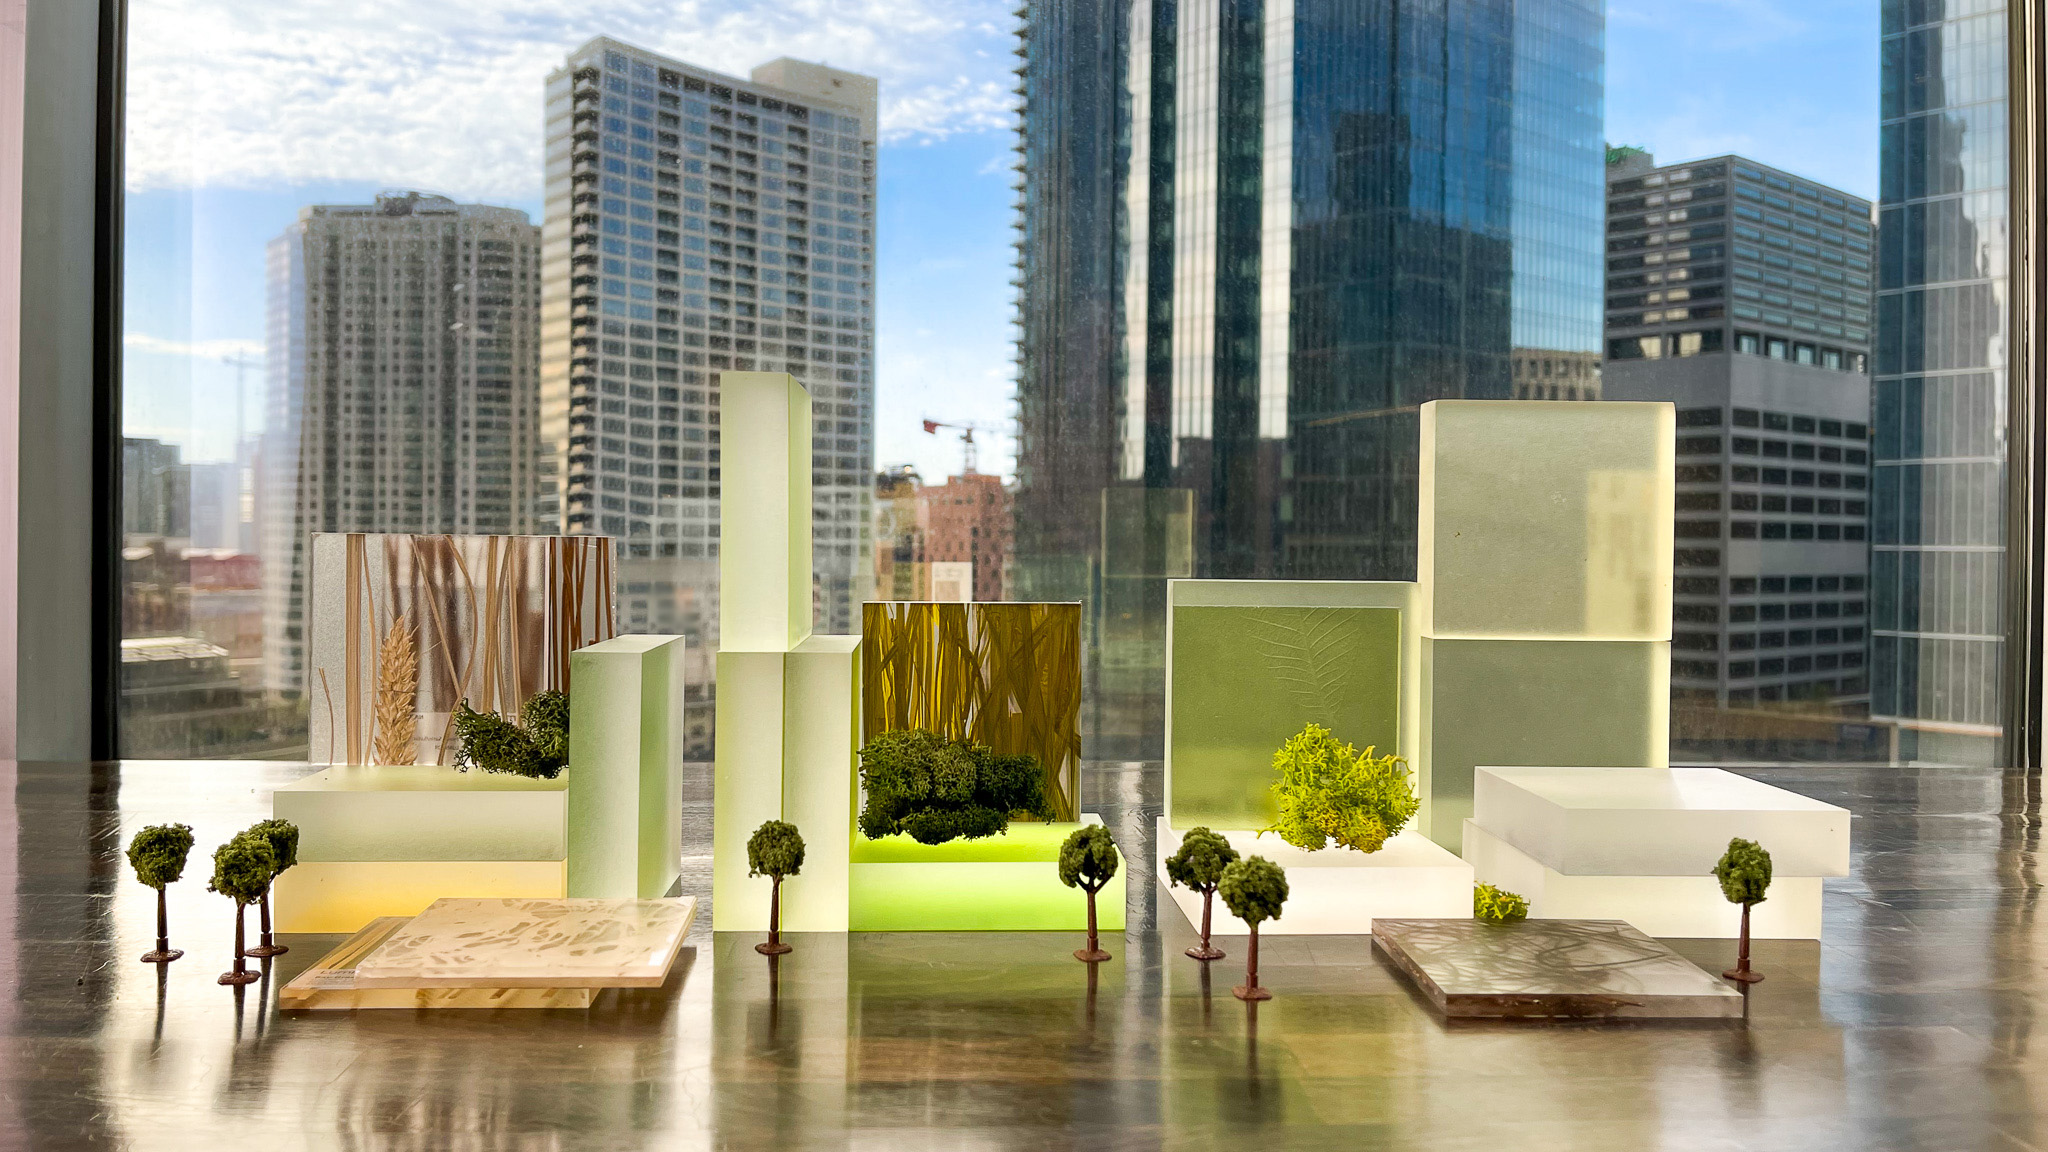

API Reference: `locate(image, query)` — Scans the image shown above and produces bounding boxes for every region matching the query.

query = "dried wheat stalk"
[371,616,420,765]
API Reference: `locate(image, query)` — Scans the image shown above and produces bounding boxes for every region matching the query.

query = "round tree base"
[1233,984,1271,1002]
[1722,968,1764,984]
[756,941,792,956]
[139,949,183,964]
[1185,944,1225,961]
[245,943,289,958]
[217,970,260,986]
[1073,948,1111,964]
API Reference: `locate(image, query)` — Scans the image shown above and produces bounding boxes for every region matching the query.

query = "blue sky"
[124,0,1878,478]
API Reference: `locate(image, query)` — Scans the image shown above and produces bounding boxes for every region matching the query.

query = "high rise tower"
[1872,1,2009,763]
[260,192,542,694]
[538,38,878,661]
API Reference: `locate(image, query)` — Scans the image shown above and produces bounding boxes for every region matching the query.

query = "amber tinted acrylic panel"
[861,601,1082,821]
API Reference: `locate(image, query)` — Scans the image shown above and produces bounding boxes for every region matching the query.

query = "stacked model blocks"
[1464,766,1850,938]
[1159,400,1675,936]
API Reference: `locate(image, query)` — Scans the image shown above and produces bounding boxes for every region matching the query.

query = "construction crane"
[921,418,1000,475]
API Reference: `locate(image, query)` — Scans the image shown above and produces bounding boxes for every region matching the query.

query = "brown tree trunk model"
[245,893,288,958]
[140,887,183,964]
[1233,922,1271,1001]
[756,876,792,955]
[1186,885,1226,961]
[1723,901,1764,984]
[1073,881,1110,963]
[218,904,259,985]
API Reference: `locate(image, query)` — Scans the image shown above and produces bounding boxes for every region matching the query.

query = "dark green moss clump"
[454,689,571,779]
[857,728,1054,844]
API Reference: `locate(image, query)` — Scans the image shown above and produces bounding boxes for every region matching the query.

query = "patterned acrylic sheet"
[1372,918,1742,1019]
[308,533,615,766]
[353,897,697,988]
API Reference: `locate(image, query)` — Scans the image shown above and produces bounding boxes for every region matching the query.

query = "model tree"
[1219,856,1288,1001]
[452,689,572,779]
[126,823,195,964]
[748,820,805,956]
[1058,825,1120,963]
[241,819,300,958]
[208,833,276,986]
[1164,826,1239,961]
[1265,723,1418,854]
[1714,837,1772,984]
[1473,883,1529,924]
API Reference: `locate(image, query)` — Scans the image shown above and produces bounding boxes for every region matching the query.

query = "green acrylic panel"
[567,635,685,899]
[849,862,1128,931]
[1419,399,1674,641]
[781,635,860,932]
[850,818,1081,864]
[718,372,812,652]
[1421,637,1670,848]
[274,765,566,862]
[1168,600,1404,831]
[713,650,788,931]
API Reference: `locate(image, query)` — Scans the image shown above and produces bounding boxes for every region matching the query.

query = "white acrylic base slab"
[1463,821,1823,939]
[1157,817,1471,935]
[1473,765,1850,877]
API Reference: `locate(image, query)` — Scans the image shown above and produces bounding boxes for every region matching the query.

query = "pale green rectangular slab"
[567,634,685,899]
[713,651,787,931]
[1166,580,1417,831]
[274,765,565,862]
[718,372,812,652]
[1421,637,1670,848]
[781,634,859,932]
[1419,400,1673,641]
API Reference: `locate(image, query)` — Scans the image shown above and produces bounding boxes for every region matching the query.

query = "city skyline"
[122,0,1880,487]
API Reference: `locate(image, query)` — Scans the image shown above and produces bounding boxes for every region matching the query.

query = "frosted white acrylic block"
[1156,818,1471,936]
[1462,821,1823,939]
[1472,766,1850,877]
[275,765,567,862]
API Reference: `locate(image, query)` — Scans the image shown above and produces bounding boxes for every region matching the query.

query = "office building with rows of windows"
[1603,154,1876,736]
[538,38,877,667]
[261,192,542,695]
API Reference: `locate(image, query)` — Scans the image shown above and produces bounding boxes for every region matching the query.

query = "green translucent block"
[1420,637,1670,848]
[713,651,789,931]
[567,635,686,899]
[719,372,813,652]
[848,819,1128,931]
[781,635,860,932]
[1167,580,1414,831]
[274,765,567,862]
[1420,400,1674,641]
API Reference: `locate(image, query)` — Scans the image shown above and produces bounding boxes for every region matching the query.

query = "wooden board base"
[280,918,595,1010]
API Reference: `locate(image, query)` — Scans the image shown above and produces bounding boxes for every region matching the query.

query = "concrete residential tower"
[1601,154,1876,751]
[538,39,878,666]
[260,192,542,694]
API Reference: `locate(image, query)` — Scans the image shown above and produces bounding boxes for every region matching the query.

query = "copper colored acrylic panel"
[308,533,615,765]
[861,602,1082,822]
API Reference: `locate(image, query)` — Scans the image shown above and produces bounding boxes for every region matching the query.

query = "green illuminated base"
[848,817,1129,931]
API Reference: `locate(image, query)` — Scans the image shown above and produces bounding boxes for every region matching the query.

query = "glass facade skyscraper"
[1872,0,2008,763]
[1014,0,1605,752]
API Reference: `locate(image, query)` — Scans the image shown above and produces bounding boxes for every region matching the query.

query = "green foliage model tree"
[241,819,300,959]
[1714,837,1773,983]
[747,820,806,956]
[452,689,572,779]
[1219,856,1289,1001]
[208,834,276,986]
[1473,883,1529,924]
[1164,826,1239,961]
[1263,723,1418,854]
[1059,825,1120,963]
[126,823,195,964]
[856,728,1054,845]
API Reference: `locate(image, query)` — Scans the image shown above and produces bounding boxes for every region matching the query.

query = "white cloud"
[124,332,266,360]
[126,0,1019,200]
